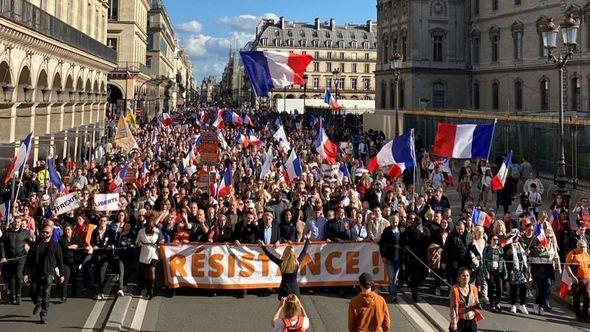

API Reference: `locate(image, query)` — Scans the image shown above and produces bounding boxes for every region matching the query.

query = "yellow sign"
[114,115,139,152]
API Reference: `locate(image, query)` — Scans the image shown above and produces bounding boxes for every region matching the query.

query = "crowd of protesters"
[0,104,589,329]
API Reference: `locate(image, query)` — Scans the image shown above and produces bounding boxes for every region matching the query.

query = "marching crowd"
[0,105,589,331]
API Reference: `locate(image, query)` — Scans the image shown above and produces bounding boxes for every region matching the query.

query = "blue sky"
[166,0,376,82]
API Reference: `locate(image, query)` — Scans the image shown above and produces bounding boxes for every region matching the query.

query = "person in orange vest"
[271,294,309,331]
[348,272,391,332]
[449,267,484,332]
[565,239,590,322]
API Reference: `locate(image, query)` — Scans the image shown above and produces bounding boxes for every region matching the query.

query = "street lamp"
[390,52,403,136]
[23,85,34,103]
[303,74,308,112]
[332,69,342,115]
[2,84,14,103]
[542,14,580,206]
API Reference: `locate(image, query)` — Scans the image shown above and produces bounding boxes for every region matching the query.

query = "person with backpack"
[271,294,310,331]
[348,272,391,332]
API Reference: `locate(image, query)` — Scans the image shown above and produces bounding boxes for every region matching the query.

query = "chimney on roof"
[280,16,285,29]
[329,18,335,31]
[367,20,373,33]
[315,17,320,30]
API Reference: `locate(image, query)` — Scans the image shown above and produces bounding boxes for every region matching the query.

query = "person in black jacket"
[325,208,351,242]
[0,216,30,305]
[379,216,402,301]
[442,220,474,285]
[24,225,64,324]
[59,224,84,301]
[278,209,297,243]
[401,213,431,302]
[364,181,384,210]
[90,216,117,300]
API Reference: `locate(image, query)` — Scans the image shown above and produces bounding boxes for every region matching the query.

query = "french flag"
[47,157,65,193]
[162,113,172,128]
[240,51,313,96]
[316,122,338,165]
[472,208,493,228]
[216,129,228,150]
[500,229,520,248]
[283,149,302,185]
[338,163,351,181]
[109,164,129,192]
[0,200,10,223]
[4,131,33,184]
[236,131,250,148]
[213,109,225,129]
[213,167,232,197]
[324,88,340,111]
[226,109,244,126]
[491,152,512,191]
[248,130,262,146]
[534,222,548,247]
[560,268,573,299]
[243,114,254,127]
[368,130,415,173]
[433,122,494,159]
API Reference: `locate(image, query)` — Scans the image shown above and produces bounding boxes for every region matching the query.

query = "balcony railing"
[0,0,117,63]
[112,61,152,76]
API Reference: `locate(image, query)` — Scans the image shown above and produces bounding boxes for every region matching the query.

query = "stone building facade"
[251,17,378,103]
[376,0,590,114]
[0,0,115,164]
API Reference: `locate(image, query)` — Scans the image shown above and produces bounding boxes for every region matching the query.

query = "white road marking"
[397,296,439,332]
[130,297,148,331]
[81,279,114,331]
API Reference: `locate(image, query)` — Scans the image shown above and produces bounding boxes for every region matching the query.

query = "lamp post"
[332,69,341,115]
[390,52,403,136]
[542,14,580,206]
[303,74,308,112]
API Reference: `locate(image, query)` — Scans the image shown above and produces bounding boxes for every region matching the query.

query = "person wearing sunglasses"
[23,225,64,324]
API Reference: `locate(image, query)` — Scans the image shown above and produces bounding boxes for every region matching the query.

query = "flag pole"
[412,129,418,194]
[10,170,17,205]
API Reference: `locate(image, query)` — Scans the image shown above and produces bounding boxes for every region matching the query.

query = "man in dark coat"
[401,213,431,302]
[442,220,474,285]
[0,216,30,304]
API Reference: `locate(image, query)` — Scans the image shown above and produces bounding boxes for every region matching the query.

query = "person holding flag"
[529,220,561,316]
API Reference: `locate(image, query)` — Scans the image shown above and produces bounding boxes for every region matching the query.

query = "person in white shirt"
[527,183,542,218]
[135,215,162,299]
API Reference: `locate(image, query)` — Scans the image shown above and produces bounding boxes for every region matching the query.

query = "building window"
[326,62,332,72]
[492,0,498,10]
[337,78,345,89]
[314,51,319,59]
[572,77,580,111]
[515,80,523,110]
[274,39,281,46]
[107,38,117,51]
[312,39,319,47]
[433,82,445,108]
[433,35,443,62]
[299,40,307,47]
[365,64,370,73]
[340,52,345,60]
[392,37,398,54]
[513,30,523,59]
[351,78,358,90]
[340,63,345,72]
[313,77,319,89]
[381,81,387,108]
[490,30,500,62]
[351,53,357,60]
[363,78,371,90]
[365,53,370,60]
[352,63,357,73]
[492,81,499,110]
[326,78,332,89]
[313,62,319,72]
[472,36,480,64]
[540,79,549,110]
[383,36,389,64]
[327,52,332,59]
[473,82,480,109]
[108,0,118,20]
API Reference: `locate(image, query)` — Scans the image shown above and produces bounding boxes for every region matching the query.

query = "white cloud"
[183,31,253,59]
[217,12,279,32]
[177,20,203,33]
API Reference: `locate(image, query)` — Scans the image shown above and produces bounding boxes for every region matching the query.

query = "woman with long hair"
[449,268,484,332]
[258,232,311,300]
[135,213,162,299]
[271,294,309,331]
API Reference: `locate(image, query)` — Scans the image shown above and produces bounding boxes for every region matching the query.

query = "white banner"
[321,164,339,178]
[54,192,80,215]
[160,242,386,289]
[93,193,121,211]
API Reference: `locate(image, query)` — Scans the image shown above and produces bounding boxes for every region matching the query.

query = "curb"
[401,292,448,332]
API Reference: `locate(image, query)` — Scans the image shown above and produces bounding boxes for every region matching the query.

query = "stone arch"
[286,94,295,99]
[0,61,12,86]
[52,72,62,102]
[36,69,48,102]
[93,80,99,93]
[16,65,32,102]
[107,83,123,104]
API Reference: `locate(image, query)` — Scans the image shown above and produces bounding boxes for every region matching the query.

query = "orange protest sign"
[159,242,386,289]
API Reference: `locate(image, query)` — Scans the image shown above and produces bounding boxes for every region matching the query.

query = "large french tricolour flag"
[368,130,415,173]
[216,167,232,197]
[3,132,33,184]
[433,123,494,159]
[316,122,338,165]
[324,88,340,111]
[472,208,493,228]
[240,51,313,96]
[491,152,512,190]
[283,149,302,185]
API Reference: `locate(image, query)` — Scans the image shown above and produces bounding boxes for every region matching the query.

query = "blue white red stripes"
[213,167,232,197]
[491,152,512,190]
[433,122,494,159]
[315,121,338,165]
[236,131,250,148]
[368,130,415,173]
[534,222,548,247]
[4,132,33,184]
[283,149,302,185]
[109,164,129,192]
[472,208,493,228]
[240,51,313,96]
[323,88,340,111]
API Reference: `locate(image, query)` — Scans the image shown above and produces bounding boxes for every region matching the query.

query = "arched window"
[492,81,499,110]
[108,0,118,20]
[433,82,445,108]
[540,78,549,110]
[515,80,523,110]
[383,35,389,64]
[473,82,480,109]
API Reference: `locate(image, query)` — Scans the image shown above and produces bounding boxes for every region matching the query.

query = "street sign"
[200,130,219,164]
